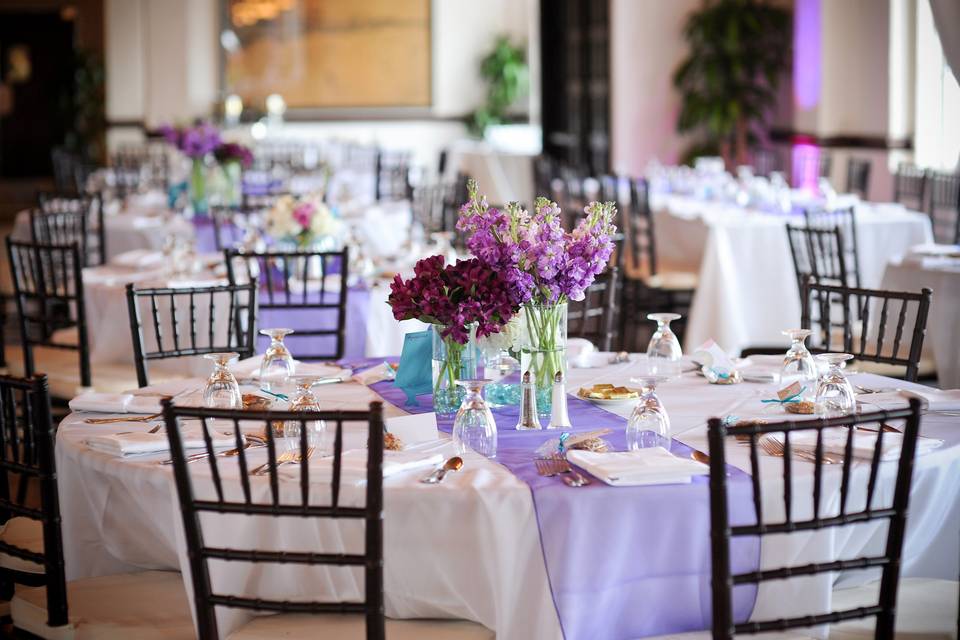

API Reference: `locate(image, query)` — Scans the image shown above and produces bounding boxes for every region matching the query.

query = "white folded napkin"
[69,392,162,414]
[112,249,165,268]
[768,428,942,462]
[279,449,443,484]
[566,447,708,487]
[85,427,236,457]
[231,355,349,381]
[857,388,960,412]
[567,338,596,368]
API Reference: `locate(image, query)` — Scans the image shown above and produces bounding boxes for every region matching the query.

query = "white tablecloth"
[651,196,934,355]
[880,249,960,388]
[55,358,960,638]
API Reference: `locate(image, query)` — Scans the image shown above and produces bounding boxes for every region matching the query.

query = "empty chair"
[34,192,106,266]
[845,157,871,199]
[225,248,350,361]
[926,171,960,244]
[751,148,781,177]
[802,206,861,290]
[374,149,413,201]
[801,278,932,382]
[619,177,697,350]
[892,162,928,211]
[0,373,194,638]
[786,224,849,289]
[568,267,619,351]
[125,281,259,388]
[705,399,956,639]
[5,241,136,399]
[160,400,494,639]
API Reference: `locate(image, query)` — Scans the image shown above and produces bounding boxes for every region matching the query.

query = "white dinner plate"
[576,388,641,405]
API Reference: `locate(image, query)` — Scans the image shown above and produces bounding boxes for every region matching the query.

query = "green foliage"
[673,0,791,164]
[469,36,528,138]
[59,49,106,162]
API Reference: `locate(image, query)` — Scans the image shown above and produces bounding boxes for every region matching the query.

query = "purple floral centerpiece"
[213,142,253,206]
[458,179,617,416]
[388,254,520,415]
[159,122,223,215]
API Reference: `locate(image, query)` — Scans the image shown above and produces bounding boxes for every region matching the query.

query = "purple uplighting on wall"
[793,0,821,110]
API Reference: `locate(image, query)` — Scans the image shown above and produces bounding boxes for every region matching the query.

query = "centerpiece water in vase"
[160,122,222,217]
[457,180,617,418]
[388,254,519,417]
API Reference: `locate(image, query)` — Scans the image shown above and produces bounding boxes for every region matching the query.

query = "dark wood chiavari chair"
[845,157,872,200]
[619,177,697,350]
[801,278,932,382]
[225,248,350,361]
[111,143,170,193]
[892,163,928,211]
[786,224,849,289]
[926,171,960,245]
[125,282,258,388]
[161,400,493,639]
[210,200,283,252]
[751,148,781,178]
[374,150,413,202]
[6,240,92,397]
[0,377,193,637]
[706,399,924,639]
[35,191,107,266]
[568,267,619,351]
[802,206,862,290]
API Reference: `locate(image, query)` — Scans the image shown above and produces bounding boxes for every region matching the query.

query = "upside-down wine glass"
[284,376,327,454]
[814,353,856,416]
[646,313,683,378]
[259,328,296,391]
[781,329,818,396]
[202,353,242,431]
[452,379,497,458]
[626,375,671,450]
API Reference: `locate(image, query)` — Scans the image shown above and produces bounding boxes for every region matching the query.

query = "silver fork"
[760,438,840,465]
[251,447,314,476]
[548,454,590,487]
[535,459,559,477]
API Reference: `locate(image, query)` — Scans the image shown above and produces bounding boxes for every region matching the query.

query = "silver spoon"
[421,456,464,484]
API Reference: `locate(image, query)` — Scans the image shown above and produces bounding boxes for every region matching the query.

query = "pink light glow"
[793,0,821,110]
[791,143,820,192]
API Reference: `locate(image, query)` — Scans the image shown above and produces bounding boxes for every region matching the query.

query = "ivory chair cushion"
[11,570,195,640]
[4,345,191,399]
[0,516,44,574]
[228,613,495,640]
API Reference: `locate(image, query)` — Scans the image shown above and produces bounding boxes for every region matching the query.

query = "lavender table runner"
[369,375,759,639]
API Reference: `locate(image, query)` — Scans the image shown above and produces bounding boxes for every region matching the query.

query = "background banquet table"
[55,355,960,639]
[880,248,960,388]
[650,195,934,354]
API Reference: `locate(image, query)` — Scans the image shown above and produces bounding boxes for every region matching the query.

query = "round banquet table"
[55,355,960,639]
[879,247,960,389]
[649,195,934,356]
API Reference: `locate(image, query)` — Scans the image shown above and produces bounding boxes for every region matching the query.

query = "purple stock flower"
[457,179,618,305]
[214,142,254,168]
[159,122,222,159]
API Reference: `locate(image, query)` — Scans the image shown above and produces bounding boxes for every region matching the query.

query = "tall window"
[914,0,960,171]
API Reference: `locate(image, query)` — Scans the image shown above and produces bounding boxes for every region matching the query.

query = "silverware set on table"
[535,454,590,487]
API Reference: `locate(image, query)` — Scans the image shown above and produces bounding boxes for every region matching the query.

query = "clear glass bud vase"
[519,302,567,418]
[432,324,479,417]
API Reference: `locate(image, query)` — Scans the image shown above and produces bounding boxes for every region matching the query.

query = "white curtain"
[929,0,960,85]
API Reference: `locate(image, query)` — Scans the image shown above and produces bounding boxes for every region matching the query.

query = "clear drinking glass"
[781,329,818,394]
[259,328,296,390]
[814,353,856,416]
[626,376,671,450]
[284,376,327,453]
[452,379,498,458]
[646,313,683,377]
[202,352,242,409]
[483,350,519,408]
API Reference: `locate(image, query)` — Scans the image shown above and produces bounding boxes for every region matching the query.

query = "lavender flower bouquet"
[388,255,519,415]
[159,122,222,215]
[458,179,617,415]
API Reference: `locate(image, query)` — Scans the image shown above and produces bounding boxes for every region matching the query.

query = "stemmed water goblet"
[259,328,296,391]
[284,376,327,454]
[646,313,683,378]
[202,353,243,429]
[814,353,857,416]
[452,379,497,458]
[780,329,818,396]
[626,376,671,450]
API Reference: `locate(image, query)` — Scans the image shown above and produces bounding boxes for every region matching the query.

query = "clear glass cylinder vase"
[432,324,479,417]
[223,160,242,208]
[190,157,209,216]
[519,302,567,417]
